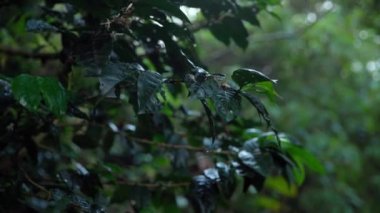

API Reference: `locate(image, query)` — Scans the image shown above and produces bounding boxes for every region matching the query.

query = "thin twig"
[127,136,233,156]
[0,46,60,60]
[23,171,52,200]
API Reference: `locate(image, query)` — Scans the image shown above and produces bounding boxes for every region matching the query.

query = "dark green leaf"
[11,74,41,111]
[201,100,216,143]
[99,62,142,97]
[212,88,241,122]
[240,91,272,127]
[137,71,163,113]
[238,7,261,26]
[232,68,275,88]
[37,77,67,115]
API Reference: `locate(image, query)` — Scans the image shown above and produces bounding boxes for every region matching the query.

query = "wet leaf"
[232,68,275,88]
[137,71,163,113]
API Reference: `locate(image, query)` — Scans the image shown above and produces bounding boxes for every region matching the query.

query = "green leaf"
[37,77,67,115]
[11,74,67,115]
[283,143,325,174]
[212,88,241,122]
[26,19,59,32]
[11,74,41,111]
[137,71,163,113]
[243,81,279,101]
[232,68,275,88]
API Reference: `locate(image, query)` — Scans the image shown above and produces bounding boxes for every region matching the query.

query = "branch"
[0,46,60,60]
[127,136,233,156]
[114,179,190,189]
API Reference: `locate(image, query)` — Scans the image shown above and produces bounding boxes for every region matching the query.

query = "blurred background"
[193,0,380,212]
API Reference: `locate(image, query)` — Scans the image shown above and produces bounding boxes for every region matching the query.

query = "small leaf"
[37,77,67,115]
[137,71,163,113]
[26,19,59,32]
[232,68,275,88]
[11,74,41,111]
[201,100,215,143]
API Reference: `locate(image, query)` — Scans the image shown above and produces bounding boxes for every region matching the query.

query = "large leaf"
[99,62,142,97]
[11,74,41,111]
[12,74,67,115]
[137,71,163,113]
[232,68,275,88]
[37,77,67,115]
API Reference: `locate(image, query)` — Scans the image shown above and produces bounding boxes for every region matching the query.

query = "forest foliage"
[0,0,325,212]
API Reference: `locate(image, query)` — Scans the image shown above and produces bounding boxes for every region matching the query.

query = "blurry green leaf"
[232,68,275,88]
[37,77,67,115]
[137,71,163,113]
[26,19,59,32]
[283,143,325,174]
[12,74,41,111]
[243,81,279,101]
